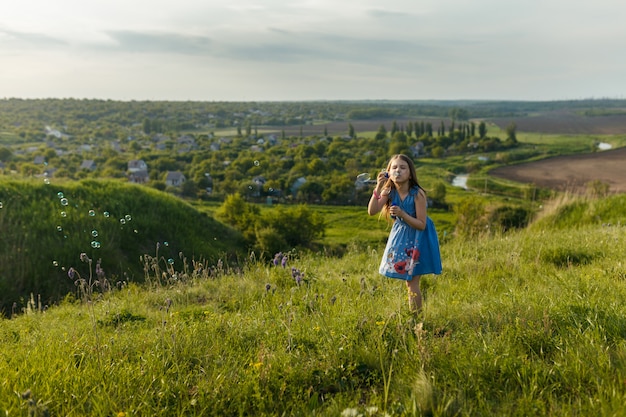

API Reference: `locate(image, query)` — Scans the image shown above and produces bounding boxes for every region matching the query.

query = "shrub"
[489,205,532,232]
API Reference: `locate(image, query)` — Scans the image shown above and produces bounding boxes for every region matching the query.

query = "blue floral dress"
[379,186,443,280]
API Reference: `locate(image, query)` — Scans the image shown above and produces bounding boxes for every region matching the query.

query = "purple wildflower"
[68,267,76,279]
[273,252,282,267]
[281,255,288,268]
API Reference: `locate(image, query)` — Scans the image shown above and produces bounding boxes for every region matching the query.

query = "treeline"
[4,98,626,144]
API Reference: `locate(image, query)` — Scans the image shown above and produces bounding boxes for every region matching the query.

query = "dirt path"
[489,147,626,193]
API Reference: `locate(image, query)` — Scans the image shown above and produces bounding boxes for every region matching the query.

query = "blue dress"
[379,186,443,280]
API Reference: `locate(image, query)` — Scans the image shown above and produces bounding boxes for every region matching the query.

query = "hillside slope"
[0,179,245,314]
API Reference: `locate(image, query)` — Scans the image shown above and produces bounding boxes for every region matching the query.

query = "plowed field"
[490,147,626,193]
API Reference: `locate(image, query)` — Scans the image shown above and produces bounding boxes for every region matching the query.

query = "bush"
[216,194,326,253]
[489,205,532,232]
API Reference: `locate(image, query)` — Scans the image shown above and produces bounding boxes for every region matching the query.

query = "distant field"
[490,146,626,194]
[255,109,626,138]
[489,109,626,134]
[253,118,442,138]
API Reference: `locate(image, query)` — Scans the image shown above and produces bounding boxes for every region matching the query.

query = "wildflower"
[365,406,379,415]
[265,283,272,292]
[68,267,76,279]
[281,255,288,268]
[95,260,105,279]
[272,252,282,266]
[79,253,90,263]
[341,408,359,417]
[295,275,302,286]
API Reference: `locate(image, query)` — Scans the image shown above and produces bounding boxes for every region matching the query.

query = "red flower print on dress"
[405,247,420,261]
[394,261,407,274]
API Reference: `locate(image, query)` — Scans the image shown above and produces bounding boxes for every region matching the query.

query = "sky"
[1,0,626,102]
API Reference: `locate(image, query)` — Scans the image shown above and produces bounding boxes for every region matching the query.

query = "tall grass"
[1,193,625,416]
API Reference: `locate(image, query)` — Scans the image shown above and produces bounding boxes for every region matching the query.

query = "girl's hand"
[389,204,402,219]
[376,171,388,185]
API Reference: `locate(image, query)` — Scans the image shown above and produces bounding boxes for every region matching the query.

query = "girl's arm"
[392,188,427,230]
[367,172,390,216]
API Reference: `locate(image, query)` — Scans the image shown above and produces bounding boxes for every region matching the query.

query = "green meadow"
[1,174,626,415]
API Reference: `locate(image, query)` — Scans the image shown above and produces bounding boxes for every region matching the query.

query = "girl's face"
[388,158,411,183]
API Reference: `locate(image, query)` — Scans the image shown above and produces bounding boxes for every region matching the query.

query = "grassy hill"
[0,179,245,314]
[1,193,625,415]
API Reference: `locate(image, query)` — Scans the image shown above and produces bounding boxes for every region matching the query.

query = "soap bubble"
[124,214,132,222]
[91,230,98,237]
[56,226,62,232]
[167,258,175,265]
[61,211,67,217]
[103,211,110,218]
[91,241,101,249]
[88,210,95,217]
[254,160,260,166]
[163,241,169,246]
[44,178,50,185]
[57,192,64,198]
[60,198,69,206]
[0,202,3,209]
[120,218,126,225]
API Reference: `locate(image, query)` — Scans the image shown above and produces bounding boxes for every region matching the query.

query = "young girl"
[367,154,442,313]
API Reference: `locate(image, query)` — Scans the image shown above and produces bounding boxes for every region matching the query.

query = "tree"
[430,181,447,204]
[0,147,13,161]
[389,132,410,156]
[505,122,517,143]
[478,121,487,139]
[454,196,487,238]
[375,124,387,140]
[348,123,355,138]
[391,120,398,136]
[216,193,260,243]
[406,121,414,138]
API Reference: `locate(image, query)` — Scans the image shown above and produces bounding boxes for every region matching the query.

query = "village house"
[128,159,149,184]
[128,159,148,173]
[177,135,197,153]
[128,170,149,184]
[80,160,97,171]
[165,171,186,187]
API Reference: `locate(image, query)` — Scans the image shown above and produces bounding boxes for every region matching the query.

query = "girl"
[367,154,442,313]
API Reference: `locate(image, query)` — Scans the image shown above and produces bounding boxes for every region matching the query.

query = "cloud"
[0,28,67,48]
[103,30,212,55]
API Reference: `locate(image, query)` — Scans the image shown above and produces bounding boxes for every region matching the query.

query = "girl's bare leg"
[406,276,422,313]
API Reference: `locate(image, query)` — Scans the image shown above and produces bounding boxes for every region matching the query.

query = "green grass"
[2,194,626,416]
[0,179,245,313]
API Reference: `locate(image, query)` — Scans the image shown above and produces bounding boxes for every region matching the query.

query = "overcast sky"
[1,0,625,102]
